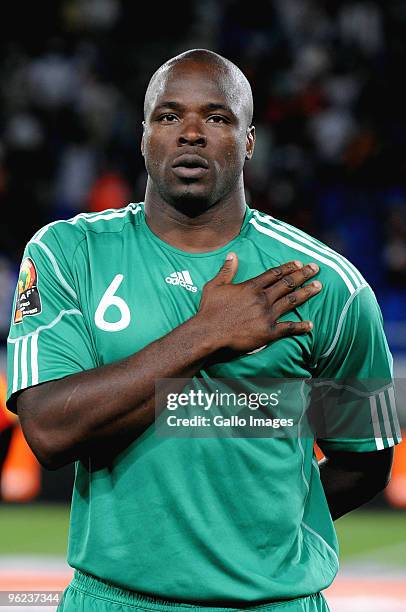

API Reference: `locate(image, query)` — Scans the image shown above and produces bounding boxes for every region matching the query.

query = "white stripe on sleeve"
[20,337,29,389]
[12,339,20,394]
[369,395,384,450]
[31,333,39,386]
[378,391,394,447]
[387,386,402,443]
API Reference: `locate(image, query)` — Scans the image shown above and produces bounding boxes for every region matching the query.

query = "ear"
[141,121,146,157]
[245,125,255,160]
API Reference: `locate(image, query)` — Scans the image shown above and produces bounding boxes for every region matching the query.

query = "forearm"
[319,459,376,520]
[318,449,393,520]
[17,315,216,469]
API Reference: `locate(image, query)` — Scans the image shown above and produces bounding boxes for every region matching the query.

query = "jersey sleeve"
[312,284,402,453]
[6,228,98,413]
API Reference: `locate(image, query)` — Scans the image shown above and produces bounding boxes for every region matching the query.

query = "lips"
[172,154,209,179]
[172,154,209,169]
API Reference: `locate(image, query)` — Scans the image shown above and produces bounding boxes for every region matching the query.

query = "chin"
[163,188,216,218]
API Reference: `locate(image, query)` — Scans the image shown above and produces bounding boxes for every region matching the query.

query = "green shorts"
[57,570,331,612]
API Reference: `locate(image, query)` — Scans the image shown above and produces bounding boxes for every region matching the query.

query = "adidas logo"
[165,270,198,293]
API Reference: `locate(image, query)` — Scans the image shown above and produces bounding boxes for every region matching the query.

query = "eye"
[159,113,179,123]
[207,115,229,124]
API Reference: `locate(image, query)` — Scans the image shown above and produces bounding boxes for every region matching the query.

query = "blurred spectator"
[27,40,79,110]
[338,1,384,57]
[63,0,121,32]
[0,256,15,339]
[308,106,357,162]
[54,142,97,215]
[87,169,131,213]
[383,206,406,288]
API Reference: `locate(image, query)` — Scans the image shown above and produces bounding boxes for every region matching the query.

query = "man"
[7,50,401,612]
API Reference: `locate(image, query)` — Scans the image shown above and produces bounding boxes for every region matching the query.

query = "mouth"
[172,154,209,179]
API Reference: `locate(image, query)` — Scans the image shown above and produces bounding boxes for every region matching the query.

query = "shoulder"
[247,207,367,302]
[246,208,386,367]
[28,202,144,254]
[20,203,144,292]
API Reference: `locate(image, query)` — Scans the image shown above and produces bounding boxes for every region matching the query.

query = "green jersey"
[7,203,401,604]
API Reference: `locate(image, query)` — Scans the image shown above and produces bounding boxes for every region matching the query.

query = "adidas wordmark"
[165,271,198,293]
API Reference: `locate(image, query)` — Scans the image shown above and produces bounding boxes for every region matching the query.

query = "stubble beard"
[146,157,244,218]
[156,178,220,218]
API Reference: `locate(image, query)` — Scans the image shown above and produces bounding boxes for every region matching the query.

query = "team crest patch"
[14,257,42,324]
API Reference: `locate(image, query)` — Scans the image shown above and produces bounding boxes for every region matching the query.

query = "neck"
[144,183,247,253]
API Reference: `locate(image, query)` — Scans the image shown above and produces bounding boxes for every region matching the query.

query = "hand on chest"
[87,255,312,377]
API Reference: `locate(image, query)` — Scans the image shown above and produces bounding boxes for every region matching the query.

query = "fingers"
[272,279,322,319]
[265,263,320,299]
[247,260,304,288]
[272,320,314,339]
[212,252,239,286]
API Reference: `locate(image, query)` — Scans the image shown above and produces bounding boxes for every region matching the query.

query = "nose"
[177,118,207,147]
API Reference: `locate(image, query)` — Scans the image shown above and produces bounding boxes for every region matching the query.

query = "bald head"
[144,49,254,128]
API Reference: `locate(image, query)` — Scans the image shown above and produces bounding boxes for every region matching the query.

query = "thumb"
[213,252,238,285]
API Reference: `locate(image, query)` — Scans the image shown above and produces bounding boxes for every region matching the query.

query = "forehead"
[147,61,246,117]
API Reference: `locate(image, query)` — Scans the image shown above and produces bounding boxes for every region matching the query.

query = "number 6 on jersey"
[94,274,131,332]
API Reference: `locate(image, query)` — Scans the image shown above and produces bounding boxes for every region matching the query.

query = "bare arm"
[319,447,394,520]
[17,314,217,469]
[16,255,321,469]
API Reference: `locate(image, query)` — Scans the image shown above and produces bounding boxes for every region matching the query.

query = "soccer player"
[7,50,401,612]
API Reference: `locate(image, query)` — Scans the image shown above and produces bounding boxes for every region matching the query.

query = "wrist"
[186,314,223,354]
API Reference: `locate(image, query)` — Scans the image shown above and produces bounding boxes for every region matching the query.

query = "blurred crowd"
[1,0,406,343]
